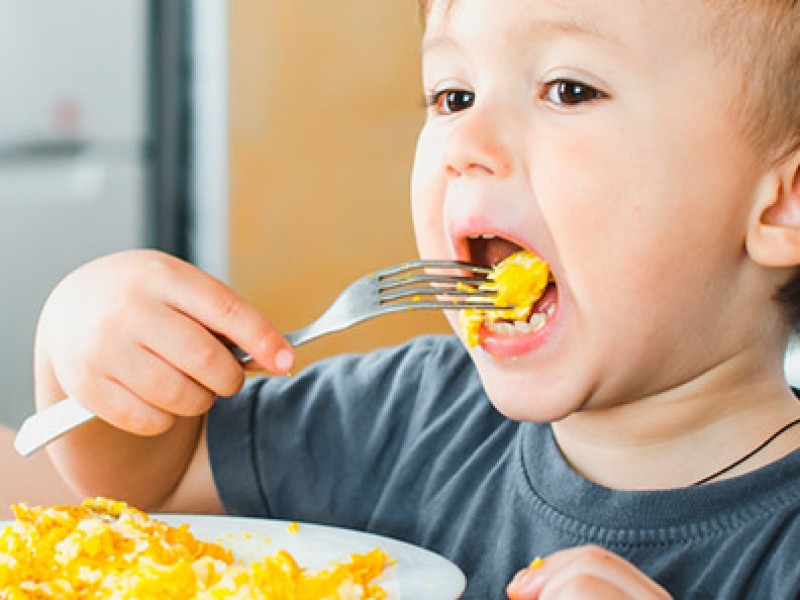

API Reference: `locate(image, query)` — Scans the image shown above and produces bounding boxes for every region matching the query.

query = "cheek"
[411,134,448,257]
[531,130,694,324]
[535,135,642,264]
[541,123,755,320]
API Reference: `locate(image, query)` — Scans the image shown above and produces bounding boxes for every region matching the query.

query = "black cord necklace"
[692,417,800,486]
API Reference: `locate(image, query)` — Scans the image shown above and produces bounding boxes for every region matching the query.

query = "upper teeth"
[469,233,496,239]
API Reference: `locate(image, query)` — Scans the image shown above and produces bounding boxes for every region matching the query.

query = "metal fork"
[14,260,506,456]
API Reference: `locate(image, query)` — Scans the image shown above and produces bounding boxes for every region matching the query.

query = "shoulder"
[233,334,475,404]
[337,334,471,379]
[711,483,800,598]
[209,335,482,441]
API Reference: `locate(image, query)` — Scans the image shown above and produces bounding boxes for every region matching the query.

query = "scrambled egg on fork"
[459,250,550,347]
[0,498,389,599]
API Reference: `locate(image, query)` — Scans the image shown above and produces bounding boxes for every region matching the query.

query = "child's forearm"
[34,341,202,510]
[50,415,203,511]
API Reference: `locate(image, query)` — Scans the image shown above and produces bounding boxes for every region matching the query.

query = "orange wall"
[228,1,449,369]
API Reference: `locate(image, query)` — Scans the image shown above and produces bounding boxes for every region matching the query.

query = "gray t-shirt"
[208,335,800,599]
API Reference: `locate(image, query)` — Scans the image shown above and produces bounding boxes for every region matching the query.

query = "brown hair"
[707,1,800,164]
[717,1,800,323]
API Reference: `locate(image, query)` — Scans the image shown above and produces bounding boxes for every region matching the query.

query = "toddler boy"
[33,0,800,597]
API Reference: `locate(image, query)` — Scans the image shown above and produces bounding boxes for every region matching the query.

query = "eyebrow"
[540,17,621,45]
[422,16,625,54]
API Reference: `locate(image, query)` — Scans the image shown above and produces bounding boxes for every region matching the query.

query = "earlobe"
[747,151,800,267]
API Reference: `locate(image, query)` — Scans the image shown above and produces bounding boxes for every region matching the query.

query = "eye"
[543,79,606,106]
[425,89,476,115]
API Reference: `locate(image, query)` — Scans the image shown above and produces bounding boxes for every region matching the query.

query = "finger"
[115,343,217,418]
[547,546,669,598]
[507,547,670,600]
[139,303,246,397]
[147,255,294,373]
[72,374,176,436]
[507,559,548,599]
[544,575,636,600]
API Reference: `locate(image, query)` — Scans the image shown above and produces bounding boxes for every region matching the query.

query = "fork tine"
[377,273,490,291]
[374,260,493,279]
[379,285,498,304]
[372,260,515,310]
[380,295,512,311]
[374,260,494,294]
[379,298,515,311]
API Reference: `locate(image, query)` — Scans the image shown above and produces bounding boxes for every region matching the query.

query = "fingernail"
[507,569,544,595]
[275,348,294,372]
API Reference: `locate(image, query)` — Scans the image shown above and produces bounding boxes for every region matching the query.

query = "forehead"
[420,0,715,52]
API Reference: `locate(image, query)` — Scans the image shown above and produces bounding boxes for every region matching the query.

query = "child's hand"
[35,249,294,436]
[506,546,672,600]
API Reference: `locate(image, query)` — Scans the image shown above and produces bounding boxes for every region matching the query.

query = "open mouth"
[460,234,557,347]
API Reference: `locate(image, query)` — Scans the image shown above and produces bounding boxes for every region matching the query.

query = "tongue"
[495,282,557,324]
[471,237,523,267]
[530,283,557,316]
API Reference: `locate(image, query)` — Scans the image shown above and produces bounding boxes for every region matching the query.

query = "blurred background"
[0,0,448,428]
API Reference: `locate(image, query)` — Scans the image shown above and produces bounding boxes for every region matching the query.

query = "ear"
[747,150,800,267]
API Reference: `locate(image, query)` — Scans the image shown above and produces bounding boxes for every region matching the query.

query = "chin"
[478,368,586,423]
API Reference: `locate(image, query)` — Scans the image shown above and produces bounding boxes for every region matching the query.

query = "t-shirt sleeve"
[206,335,470,527]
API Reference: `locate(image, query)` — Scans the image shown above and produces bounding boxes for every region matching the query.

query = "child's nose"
[443,110,514,179]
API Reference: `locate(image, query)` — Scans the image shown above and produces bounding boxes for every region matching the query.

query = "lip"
[449,219,545,265]
[477,290,560,358]
[448,219,559,359]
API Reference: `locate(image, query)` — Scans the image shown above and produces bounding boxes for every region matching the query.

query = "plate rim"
[1,512,466,599]
[157,513,466,598]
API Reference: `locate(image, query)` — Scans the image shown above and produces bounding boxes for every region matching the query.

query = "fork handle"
[283,327,322,347]
[15,338,307,457]
[14,396,95,457]
[229,328,316,363]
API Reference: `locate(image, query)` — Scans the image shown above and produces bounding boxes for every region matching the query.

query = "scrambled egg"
[0,498,389,600]
[459,250,550,347]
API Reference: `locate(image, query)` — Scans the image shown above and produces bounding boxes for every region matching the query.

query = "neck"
[552,359,800,490]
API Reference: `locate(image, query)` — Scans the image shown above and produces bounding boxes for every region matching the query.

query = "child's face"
[411,0,777,420]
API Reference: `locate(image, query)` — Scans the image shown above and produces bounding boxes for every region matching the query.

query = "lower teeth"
[484,311,549,336]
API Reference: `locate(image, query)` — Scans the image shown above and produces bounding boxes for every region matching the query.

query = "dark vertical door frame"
[147,0,191,259]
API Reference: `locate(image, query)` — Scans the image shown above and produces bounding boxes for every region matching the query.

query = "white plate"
[157,514,466,599]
